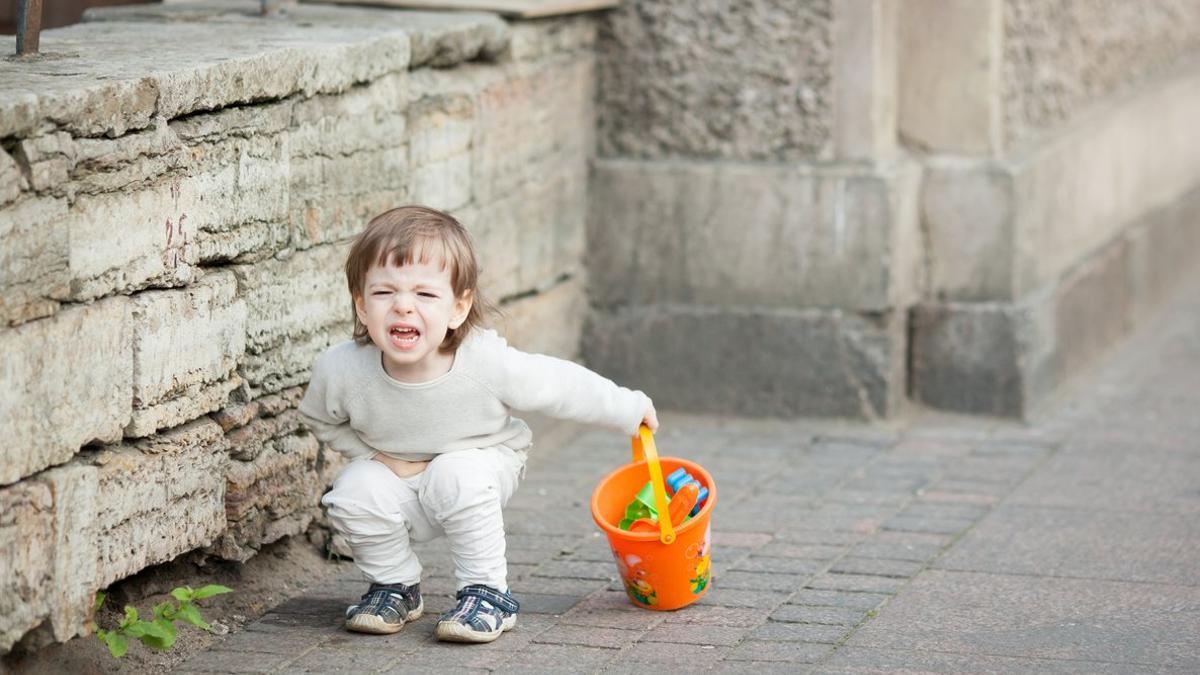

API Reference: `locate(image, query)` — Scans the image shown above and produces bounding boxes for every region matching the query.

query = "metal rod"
[16,0,43,56]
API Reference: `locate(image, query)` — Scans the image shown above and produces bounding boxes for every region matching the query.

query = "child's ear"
[449,290,474,330]
[353,294,367,324]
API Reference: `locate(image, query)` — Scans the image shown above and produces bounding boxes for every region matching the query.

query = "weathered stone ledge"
[0,1,510,140]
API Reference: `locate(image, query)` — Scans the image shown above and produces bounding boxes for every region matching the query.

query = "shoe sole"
[434,614,517,643]
[345,598,424,635]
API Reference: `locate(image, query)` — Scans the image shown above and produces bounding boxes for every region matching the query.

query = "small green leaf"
[94,591,106,613]
[152,600,176,621]
[138,619,176,650]
[170,587,193,603]
[104,632,128,658]
[120,605,139,629]
[193,584,233,600]
[177,603,210,630]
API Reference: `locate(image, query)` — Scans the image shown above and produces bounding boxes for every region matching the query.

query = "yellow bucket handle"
[631,425,676,545]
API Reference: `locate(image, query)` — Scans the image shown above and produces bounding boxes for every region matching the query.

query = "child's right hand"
[641,402,659,433]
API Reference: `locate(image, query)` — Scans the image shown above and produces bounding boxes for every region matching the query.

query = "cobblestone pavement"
[181,277,1200,674]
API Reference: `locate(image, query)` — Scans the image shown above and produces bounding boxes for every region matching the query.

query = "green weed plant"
[93,584,232,658]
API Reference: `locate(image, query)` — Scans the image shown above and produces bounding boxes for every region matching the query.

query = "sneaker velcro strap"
[456,585,519,614]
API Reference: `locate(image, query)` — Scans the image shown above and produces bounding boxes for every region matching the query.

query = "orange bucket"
[591,426,716,610]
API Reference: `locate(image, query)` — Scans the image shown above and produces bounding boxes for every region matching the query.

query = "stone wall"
[900,0,1200,415]
[1003,0,1200,146]
[589,0,910,418]
[592,0,1200,420]
[0,2,598,651]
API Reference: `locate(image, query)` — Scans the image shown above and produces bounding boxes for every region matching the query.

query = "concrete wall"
[592,0,1200,420]
[589,0,912,418]
[0,2,597,651]
[900,0,1200,415]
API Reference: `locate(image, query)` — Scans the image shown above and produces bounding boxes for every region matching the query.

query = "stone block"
[235,244,352,395]
[71,118,190,197]
[909,302,1026,417]
[507,14,597,62]
[0,196,70,326]
[0,147,25,206]
[588,158,920,312]
[0,297,132,485]
[67,135,288,299]
[287,150,408,251]
[920,162,1015,300]
[899,0,1002,155]
[11,132,76,193]
[236,243,349,355]
[832,0,899,160]
[472,56,594,205]
[596,0,833,160]
[92,419,229,587]
[459,156,588,302]
[407,90,474,212]
[0,482,55,652]
[583,305,905,419]
[495,275,586,360]
[212,432,322,562]
[126,270,248,437]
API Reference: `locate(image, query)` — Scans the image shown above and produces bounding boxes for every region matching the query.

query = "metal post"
[16,0,43,56]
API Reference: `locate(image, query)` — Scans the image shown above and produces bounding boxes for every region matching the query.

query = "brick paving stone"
[532,624,643,649]
[661,604,772,627]
[731,555,825,575]
[696,588,783,609]
[755,542,848,560]
[783,514,884,535]
[713,531,774,548]
[723,640,836,663]
[518,576,610,597]
[518,592,587,615]
[787,590,891,611]
[492,644,620,673]
[177,649,297,673]
[704,661,813,675]
[397,641,520,670]
[557,591,666,630]
[925,479,1010,496]
[900,501,990,520]
[825,489,912,506]
[775,530,866,546]
[770,605,866,626]
[828,557,925,579]
[888,439,974,458]
[614,641,731,663]
[253,610,342,630]
[532,559,617,580]
[806,573,903,594]
[881,514,975,536]
[639,622,750,646]
[711,545,758,568]
[749,621,850,644]
[915,490,999,505]
[221,626,335,654]
[849,540,943,562]
[714,570,810,592]
[282,645,402,673]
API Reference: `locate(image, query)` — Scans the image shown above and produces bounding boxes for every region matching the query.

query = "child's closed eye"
[418,292,438,298]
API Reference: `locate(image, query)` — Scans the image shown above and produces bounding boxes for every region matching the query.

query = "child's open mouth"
[389,325,420,348]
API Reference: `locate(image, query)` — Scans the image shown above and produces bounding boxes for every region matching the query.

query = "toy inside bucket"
[591,426,716,610]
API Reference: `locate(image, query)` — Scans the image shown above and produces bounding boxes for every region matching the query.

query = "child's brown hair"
[345,205,492,353]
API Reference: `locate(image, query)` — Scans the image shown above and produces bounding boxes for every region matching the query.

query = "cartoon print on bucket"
[613,551,657,606]
[687,523,712,594]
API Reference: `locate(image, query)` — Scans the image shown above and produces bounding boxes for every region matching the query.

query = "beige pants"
[322,445,526,591]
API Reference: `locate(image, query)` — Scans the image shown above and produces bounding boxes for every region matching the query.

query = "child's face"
[354,258,472,382]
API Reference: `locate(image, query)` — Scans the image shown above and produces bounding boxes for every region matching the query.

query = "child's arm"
[297,351,377,460]
[477,331,656,436]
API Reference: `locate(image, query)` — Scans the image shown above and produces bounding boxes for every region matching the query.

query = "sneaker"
[434,585,519,643]
[344,582,424,635]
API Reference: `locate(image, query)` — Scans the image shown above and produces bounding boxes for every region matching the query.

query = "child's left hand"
[642,402,659,433]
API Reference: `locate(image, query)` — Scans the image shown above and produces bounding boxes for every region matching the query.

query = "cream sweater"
[298,328,651,461]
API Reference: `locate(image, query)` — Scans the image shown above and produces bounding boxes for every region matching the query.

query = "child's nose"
[393,292,416,313]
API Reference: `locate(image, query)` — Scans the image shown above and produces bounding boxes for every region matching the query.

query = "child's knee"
[323,459,415,535]
[420,449,501,516]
